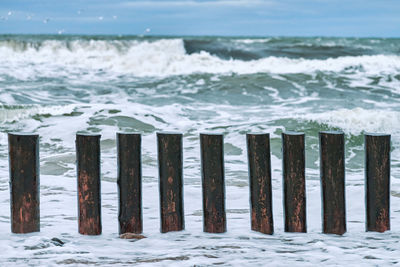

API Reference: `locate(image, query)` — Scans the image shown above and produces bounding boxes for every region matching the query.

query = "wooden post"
[319,131,346,235]
[200,133,226,233]
[117,133,142,234]
[157,132,184,233]
[8,133,40,233]
[76,134,102,235]
[365,133,390,232]
[282,131,306,233]
[246,133,273,234]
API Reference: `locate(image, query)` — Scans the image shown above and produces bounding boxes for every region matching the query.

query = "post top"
[319,130,344,135]
[246,132,270,136]
[157,131,183,136]
[282,131,304,136]
[365,132,391,137]
[200,132,223,137]
[76,132,101,137]
[117,132,141,136]
[8,132,39,137]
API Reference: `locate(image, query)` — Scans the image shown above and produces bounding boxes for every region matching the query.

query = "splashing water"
[1,35,400,266]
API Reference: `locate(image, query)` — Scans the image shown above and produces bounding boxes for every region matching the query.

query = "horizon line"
[0,33,399,39]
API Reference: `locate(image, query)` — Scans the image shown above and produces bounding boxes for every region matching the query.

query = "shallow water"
[1,35,400,266]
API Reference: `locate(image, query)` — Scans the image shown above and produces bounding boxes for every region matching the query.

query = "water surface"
[1,35,400,266]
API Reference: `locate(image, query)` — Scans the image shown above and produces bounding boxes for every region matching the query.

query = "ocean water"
[0,35,400,266]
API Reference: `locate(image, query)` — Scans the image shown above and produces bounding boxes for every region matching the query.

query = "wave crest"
[0,38,399,79]
[301,108,400,136]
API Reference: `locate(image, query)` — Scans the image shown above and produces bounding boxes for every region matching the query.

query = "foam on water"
[301,108,400,136]
[0,39,399,80]
[1,36,400,265]
[233,38,272,44]
[0,104,76,123]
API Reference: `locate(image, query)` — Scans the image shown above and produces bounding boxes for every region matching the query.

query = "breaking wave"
[0,38,399,79]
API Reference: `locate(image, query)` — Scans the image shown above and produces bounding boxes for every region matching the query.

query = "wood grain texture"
[8,133,40,233]
[157,133,184,233]
[365,133,390,232]
[282,132,306,233]
[247,133,273,234]
[117,133,142,234]
[76,134,102,235]
[319,131,346,235]
[201,134,226,233]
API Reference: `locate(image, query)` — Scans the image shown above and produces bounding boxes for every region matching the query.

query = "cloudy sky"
[0,0,399,36]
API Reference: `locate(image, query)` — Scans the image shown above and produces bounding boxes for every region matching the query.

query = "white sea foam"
[0,104,76,123]
[2,37,400,265]
[301,107,400,136]
[1,102,400,265]
[0,39,399,79]
[234,38,271,44]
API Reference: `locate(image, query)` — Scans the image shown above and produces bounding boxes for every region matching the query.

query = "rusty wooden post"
[8,133,40,233]
[117,133,142,234]
[319,131,346,235]
[200,133,226,233]
[365,133,390,232]
[76,133,101,235]
[282,131,306,232]
[157,132,184,233]
[246,133,273,234]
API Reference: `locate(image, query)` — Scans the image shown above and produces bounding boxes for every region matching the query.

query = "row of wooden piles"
[8,131,390,236]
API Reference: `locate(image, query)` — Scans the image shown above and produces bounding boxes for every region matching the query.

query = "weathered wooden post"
[76,133,101,235]
[282,131,306,232]
[319,131,346,235]
[365,133,390,232]
[200,133,226,233]
[246,133,273,234]
[8,133,40,233]
[157,132,184,233]
[117,133,142,234]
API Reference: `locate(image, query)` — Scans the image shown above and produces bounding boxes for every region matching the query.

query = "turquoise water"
[0,35,400,265]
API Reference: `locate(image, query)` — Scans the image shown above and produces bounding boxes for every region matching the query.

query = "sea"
[0,35,400,266]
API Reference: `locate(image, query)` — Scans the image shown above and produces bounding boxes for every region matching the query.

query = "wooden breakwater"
[7,131,390,236]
